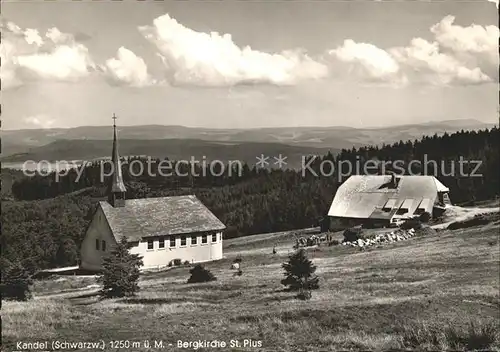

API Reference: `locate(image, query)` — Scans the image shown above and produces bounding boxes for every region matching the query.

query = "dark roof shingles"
[100,195,225,241]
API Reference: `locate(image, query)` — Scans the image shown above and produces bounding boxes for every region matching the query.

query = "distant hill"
[0,119,495,165]
[0,139,333,169]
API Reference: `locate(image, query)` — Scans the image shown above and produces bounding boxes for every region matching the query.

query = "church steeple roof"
[107,114,126,206]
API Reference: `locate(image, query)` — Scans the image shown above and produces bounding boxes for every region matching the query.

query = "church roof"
[100,195,226,241]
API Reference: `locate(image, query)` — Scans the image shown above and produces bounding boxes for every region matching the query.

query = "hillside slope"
[3,223,499,351]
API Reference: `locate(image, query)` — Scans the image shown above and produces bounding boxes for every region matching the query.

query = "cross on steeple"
[112,113,117,127]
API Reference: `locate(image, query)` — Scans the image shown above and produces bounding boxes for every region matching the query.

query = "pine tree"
[98,237,143,298]
[187,264,216,284]
[281,249,319,298]
[1,260,33,301]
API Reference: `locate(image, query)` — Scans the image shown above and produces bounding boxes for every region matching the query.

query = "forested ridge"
[1,127,498,272]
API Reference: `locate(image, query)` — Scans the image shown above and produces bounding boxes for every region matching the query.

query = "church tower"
[107,113,127,207]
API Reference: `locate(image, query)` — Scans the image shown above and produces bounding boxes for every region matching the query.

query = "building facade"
[327,174,451,230]
[80,117,225,271]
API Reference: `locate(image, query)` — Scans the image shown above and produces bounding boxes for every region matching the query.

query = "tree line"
[1,127,498,273]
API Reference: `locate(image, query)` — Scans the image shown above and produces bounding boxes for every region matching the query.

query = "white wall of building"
[80,206,117,271]
[130,232,223,270]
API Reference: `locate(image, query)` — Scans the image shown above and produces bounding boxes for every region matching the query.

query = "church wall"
[130,231,224,270]
[80,205,117,271]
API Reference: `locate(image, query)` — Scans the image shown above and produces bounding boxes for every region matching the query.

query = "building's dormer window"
[95,239,100,250]
[382,199,397,212]
[396,208,408,215]
[397,199,413,215]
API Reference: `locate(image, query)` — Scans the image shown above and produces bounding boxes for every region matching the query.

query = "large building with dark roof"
[80,117,225,271]
[327,174,450,229]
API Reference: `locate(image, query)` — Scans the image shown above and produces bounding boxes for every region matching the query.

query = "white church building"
[80,118,225,271]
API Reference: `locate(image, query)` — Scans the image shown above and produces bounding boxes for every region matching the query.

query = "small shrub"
[343,226,364,242]
[400,218,422,230]
[233,258,242,263]
[187,264,217,284]
[281,249,319,292]
[173,259,182,266]
[183,260,191,266]
[446,321,499,350]
[234,269,243,277]
[419,212,432,223]
[1,261,33,301]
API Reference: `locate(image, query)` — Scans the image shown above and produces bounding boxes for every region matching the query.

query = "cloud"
[23,28,44,46]
[45,27,76,44]
[429,15,498,80]
[0,40,23,89]
[431,16,498,55]
[101,47,155,87]
[0,21,94,89]
[138,14,328,87]
[23,114,56,129]
[390,38,491,85]
[328,39,407,86]
[2,15,496,90]
[16,44,93,81]
[327,16,497,86]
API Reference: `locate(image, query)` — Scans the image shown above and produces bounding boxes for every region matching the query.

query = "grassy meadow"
[2,223,500,351]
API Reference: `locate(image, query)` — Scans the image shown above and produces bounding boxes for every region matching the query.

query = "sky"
[1,0,498,130]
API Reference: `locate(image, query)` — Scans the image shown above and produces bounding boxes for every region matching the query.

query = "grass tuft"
[397,320,499,351]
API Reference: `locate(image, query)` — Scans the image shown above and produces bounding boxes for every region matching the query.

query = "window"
[202,234,208,244]
[443,193,451,204]
[101,240,106,251]
[191,236,197,245]
[147,240,154,250]
[169,236,176,247]
[211,233,217,243]
[382,199,397,212]
[181,236,187,246]
[415,198,431,214]
[397,199,413,215]
[95,239,100,250]
[159,239,165,249]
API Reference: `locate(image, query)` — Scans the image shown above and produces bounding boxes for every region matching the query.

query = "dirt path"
[433,205,500,229]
